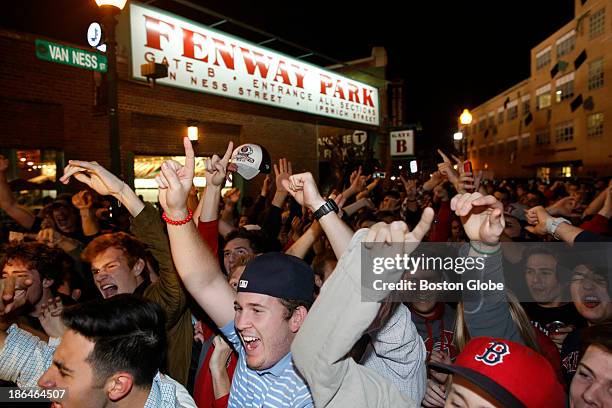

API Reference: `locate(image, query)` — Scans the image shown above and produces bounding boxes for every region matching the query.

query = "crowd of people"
[0,140,610,408]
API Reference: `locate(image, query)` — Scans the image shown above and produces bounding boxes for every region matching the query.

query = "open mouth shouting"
[241,334,262,353]
[582,294,601,309]
[99,283,118,298]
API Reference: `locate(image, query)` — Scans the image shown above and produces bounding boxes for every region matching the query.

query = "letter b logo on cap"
[474,342,510,366]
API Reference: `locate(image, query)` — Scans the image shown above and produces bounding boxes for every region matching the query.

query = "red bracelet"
[162,209,193,225]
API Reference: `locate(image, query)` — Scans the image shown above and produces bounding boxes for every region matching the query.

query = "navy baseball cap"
[237,252,314,303]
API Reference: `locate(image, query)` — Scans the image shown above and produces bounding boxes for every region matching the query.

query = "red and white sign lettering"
[130,2,379,125]
[390,130,414,156]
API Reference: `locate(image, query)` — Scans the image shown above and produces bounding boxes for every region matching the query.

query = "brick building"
[467,0,612,179]
[0,1,388,201]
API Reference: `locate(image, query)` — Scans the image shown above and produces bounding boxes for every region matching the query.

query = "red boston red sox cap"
[429,337,565,408]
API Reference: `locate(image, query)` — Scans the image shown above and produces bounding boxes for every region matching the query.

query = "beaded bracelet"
[162,209,193,225]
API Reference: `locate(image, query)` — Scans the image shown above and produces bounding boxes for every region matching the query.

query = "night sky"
[2,0,575,153]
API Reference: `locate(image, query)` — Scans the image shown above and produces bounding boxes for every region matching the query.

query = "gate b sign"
[390,130,414,156]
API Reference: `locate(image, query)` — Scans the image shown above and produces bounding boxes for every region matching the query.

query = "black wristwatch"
[313,199,339,220]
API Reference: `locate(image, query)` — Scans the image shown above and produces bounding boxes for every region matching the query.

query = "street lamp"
[96,0,128,176]
[458,108,473,158]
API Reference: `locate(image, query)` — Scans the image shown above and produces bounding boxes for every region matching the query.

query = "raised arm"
[451,192,522,343]
[71,190,99,236]
[155,138,235,328]
[201,143,234,224]
[283,172,353,259]
[291,215,433,408]
[0,156,36,229]
[60,160,144,218]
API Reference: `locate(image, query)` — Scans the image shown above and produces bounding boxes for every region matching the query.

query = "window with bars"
[589,8,605,39]
[555,80,574,102]
[555,121,574,143]
[556,33,575,57]
[536,49,552,69]
[587,113,604,137]
[507,106,518,121]
[536,128,551,145]
[588,58,604,90]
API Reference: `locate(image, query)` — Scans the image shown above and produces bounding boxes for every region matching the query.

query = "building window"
[522,99,530,114]
[488,114,495,128]
[587,112,604,137]
[479,120,486,131]
[561,166,572,178]
[588,58,604,90]
[555,78,574,102]
[536,48,552,70]
[555,121,574,143]
[498,111,504,124]
[537,92,551,109]
[589,8,605,39]
[556,31,576,57]
[521,133,530,149]
[536,128,551,145]
[507,106,518,121]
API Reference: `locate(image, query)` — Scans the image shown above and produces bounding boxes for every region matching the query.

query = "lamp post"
[458,108,473,159]
[96,0,127,176]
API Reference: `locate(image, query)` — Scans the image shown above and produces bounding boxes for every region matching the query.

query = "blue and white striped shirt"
[220,321,313,408]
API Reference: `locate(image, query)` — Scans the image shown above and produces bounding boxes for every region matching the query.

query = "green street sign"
[35,39,107,73]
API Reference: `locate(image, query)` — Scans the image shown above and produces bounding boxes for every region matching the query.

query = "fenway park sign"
[129,2,379,125]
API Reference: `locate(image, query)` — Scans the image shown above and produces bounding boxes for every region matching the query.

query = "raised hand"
[156,137,195,219]
[209,335,233,373]
[71,190,94,210]
[282,172,325,212]
[524,205,552,236]
[451,193,505,244]
[39,297,66,338]
[547,196,577,217]
[274,158,293,193]
[60,160,124,197]
[0,275,33,315]
[437,149,459,185]
[205,141,234,188]
[400,175,417,200]
[363,208,435,256]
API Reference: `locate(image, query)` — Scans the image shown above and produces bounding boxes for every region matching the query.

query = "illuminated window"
[587,113,604,137]
[561,166,572,178]
[555,73,575,102]
[536,85,552,109]
[538,167,550,183]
